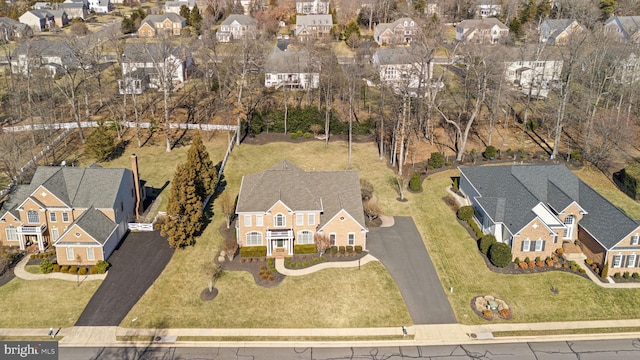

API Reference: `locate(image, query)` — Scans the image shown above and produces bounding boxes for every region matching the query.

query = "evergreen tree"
[86,122,116,161]
[343,21,360,41]
[519,0,537,24]
[536,0,551,20]
[162,163,203,248]
[190,5,202,29]
[180,5,191,25]
[185,131,218,198]
[599,0,617,20]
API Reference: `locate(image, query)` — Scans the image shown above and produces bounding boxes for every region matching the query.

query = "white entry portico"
[266,229,293,256]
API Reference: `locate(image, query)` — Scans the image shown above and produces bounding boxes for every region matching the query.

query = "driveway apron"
[75,231,174,326]
[367,216,457,324]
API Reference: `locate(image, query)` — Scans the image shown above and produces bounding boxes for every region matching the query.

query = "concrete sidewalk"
[274,254,379,276]
[13,256,106,281]
[5,319,640,348]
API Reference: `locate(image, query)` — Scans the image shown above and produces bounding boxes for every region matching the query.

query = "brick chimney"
[131,154,141,219]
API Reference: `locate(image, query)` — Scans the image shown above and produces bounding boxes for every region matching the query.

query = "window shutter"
[541,240,545,252]
[621,255,626,268]
[521,241,525,252]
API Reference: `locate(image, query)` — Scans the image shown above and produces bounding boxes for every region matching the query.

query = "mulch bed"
[451,203,590,281]
[285,251,368,269]
[215,254,285,288]
[470,295,513,321]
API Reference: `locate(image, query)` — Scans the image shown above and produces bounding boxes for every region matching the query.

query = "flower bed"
[471,295,512,321]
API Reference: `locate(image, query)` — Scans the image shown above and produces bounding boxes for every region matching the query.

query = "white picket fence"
[127,211,166,232]
[2,122,238,132]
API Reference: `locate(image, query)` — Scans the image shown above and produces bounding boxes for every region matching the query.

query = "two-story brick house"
[137,13,186,37]
[0,156,145,266]
[235,160,367,257]
[458,165,640,276]
[374,17,418,46]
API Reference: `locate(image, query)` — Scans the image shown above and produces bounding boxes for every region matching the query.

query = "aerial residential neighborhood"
[2,0,640,357]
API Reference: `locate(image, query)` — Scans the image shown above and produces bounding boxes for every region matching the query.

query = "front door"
[276,239,285,248]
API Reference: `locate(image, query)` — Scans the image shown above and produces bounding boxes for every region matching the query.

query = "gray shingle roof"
[264,45,319,73]
[63,207,117,245]
[458,18,508,31]
[12,39,73,60]
[123,42,190,63]
[374,17,415,38]
[140,13,185,27]
[236,160,366,229]
[221,14,257,26]
[295,14,332,27]
[373,45,429,66]
[606,16,640,39]
[460,164,640,250]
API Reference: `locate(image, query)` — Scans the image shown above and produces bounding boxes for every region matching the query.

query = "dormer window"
[410,21,414,26]
[403,21,408,26]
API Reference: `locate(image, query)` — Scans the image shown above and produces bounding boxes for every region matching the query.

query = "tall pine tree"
[186,131,217,198]
[162,163,203,248]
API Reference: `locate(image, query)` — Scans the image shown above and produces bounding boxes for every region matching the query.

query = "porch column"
[266,232,272,256]
[18,234,25,251]
[37,233,44,251]
[288,232,293,256]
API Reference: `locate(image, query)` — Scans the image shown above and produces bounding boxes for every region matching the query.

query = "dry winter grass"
[120,139,412,328]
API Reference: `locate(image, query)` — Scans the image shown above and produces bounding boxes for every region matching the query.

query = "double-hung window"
[348,233,355,246]
[522,239,531,252]
[632,235,639,245]
[613,254,622,268]
[244,215,252,227]
[274,214,285,227]
[49,212,57,222]
[255,215,263,227]
[308,214,315,225]
[296,214,304,226]
[628,254,637,268]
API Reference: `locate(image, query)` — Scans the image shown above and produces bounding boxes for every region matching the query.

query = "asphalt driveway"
[367,216,456,324]
[75,231,174,326]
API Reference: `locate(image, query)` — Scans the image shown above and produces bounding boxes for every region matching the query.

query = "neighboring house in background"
[0,17,33,42]
[59,1,89,20]
[0,157,146,266]
[19,9,68,31]
[11,39,74,76]
[476,0,501,18]
[88,0,112,14]
[119,42,192,94]
[264,43,319,89]
[296,0,329,14]
[165,0,197,14]
[372,46,435,97]
[459,165,640,277]
[374,17,418,46]
[616,52,640,84]
[216,14,257,42]
[538,19,584,45]
[33,2,51,9]
[294,14,333,40]
[503,48,563,98]
[425,3,442,18]
[456,18,509,44]
[137,13,186,37]
[235,160,368,257]
[604,15,640,44]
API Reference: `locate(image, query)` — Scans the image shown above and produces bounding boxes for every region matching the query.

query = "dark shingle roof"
[123,42,190,63]
[460,164,640,250]
[236,160,366,229]
[140,13,185,27]
[264,46,318,73]
[373,46,429,66]
[69,207,117,245]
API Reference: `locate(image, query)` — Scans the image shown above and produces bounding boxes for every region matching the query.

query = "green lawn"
[120,139,412,328]
[0,279,101,328]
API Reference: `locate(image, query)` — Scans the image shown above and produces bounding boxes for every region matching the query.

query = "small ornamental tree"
[601,261,609,278]
[360,178,374,201]
[429,152,445,169]
[315,233,332,256]
[489,242,512,268]
[219,192,236,230]
[457,206,474,221]
[409,173,421,191]
[479,234,497,255]
[483,145,497,159]
[363,198,381,221]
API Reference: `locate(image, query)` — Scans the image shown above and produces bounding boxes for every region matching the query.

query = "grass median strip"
[494,327,640,337]
[116,335,412,342]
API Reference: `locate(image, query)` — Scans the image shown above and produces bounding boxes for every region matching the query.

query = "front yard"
[120,138,412,328]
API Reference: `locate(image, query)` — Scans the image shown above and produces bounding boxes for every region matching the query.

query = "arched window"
[297,231,314,245]
[27,210,39,224]
[274,214,285,227]
[246,232,263,246]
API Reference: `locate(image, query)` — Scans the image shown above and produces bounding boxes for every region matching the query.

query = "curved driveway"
[367,216,456,324]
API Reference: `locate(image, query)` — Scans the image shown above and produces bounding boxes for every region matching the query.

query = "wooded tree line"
[0,0,639,182]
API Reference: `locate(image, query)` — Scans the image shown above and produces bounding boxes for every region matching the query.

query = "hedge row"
[294,244,317,254]
[240,246,267,258]
[250,106,374,135]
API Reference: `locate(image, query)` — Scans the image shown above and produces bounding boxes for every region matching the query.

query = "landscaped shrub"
[429,152,445,169]
[586,258,593,265]
[514,257,520,264]
[488,242,512,268]
[339,246,346,255]
[78,267,88,275]
[518,262,528,269]
[304,132,311,138]
[633,272,639,280]
[354,245,363,254]
[40,259,54,274]
[614,272,622,279]
[60,266,69,273]
[479,234,496,255]
[555,248,564,255]
[90,266,99,274]
[601,261,609,278]
[290,133,298,139]
[294,244,317,254]
[624,271,631,279]
[482,310,493,319]
[409,173,421,191]
[457,206,474,221]
[620,163,640,200]
[330,246,338,255]
[313,258,319,263]
[68,266,78,274]
[53,264,60,272]
[499,308,511,319]
[452,177,459,191]
[96,260,110,274]
[239,246,268,258]
[483,145,497,159]
[469,220,483,239]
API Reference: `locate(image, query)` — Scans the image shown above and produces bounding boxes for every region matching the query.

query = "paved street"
[75,231,174,326]
[58,339,640,359]
[367,216,456,325]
